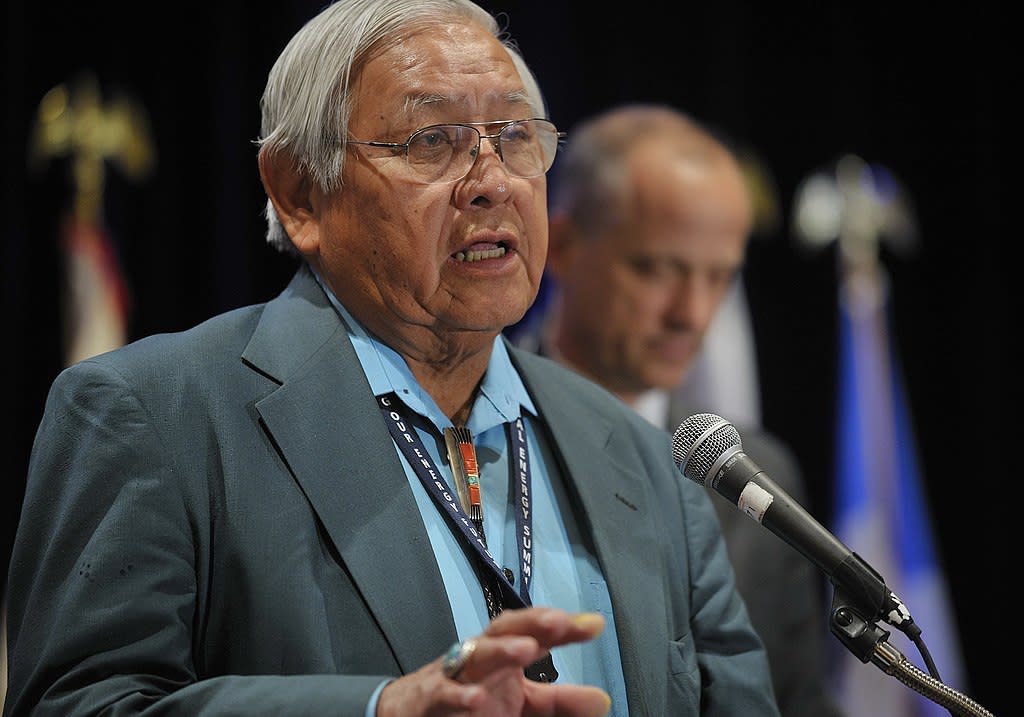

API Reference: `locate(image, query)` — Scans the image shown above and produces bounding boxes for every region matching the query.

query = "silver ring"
[441,638,478,680]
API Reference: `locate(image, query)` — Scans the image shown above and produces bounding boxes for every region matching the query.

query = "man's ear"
[258,148,320,256]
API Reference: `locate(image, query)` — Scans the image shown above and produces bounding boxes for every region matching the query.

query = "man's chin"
[646,368,690,393]
[445,309,527,336]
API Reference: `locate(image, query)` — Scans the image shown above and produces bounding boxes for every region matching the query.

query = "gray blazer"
[5,267,779,716]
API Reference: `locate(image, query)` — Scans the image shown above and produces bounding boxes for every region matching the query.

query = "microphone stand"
[829,585,995,717]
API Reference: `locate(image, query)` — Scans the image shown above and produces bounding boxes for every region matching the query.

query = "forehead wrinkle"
[400,89,533,119]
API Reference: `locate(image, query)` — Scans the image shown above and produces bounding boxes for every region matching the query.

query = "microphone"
[671,412,916,635]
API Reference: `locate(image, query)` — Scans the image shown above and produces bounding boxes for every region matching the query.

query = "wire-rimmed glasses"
[347,118,564,184]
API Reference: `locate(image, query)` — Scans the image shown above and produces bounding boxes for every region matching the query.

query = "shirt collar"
[632,387,670,430]
[311,267,536,434]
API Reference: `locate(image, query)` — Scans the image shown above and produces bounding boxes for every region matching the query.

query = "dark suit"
[666,397,845,717]
[4,267,779,716]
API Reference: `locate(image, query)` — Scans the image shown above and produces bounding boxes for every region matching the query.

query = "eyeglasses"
[347,118,565,185]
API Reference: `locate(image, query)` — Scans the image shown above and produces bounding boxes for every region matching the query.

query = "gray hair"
[258,0,548,254]
[550,103,726,237]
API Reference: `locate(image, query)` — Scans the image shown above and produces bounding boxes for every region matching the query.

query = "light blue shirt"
[312,274,628,717]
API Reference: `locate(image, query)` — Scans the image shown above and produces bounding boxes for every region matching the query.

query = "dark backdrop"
[2,2,1012,714]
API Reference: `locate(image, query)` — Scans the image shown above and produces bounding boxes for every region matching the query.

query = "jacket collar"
[242,268,668,706]
[243,266,457,672]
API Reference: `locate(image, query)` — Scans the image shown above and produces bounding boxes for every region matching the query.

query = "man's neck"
[352,307,497,424]
[548,321,670,430]
[310,265,496,424]
[401,336,494,425]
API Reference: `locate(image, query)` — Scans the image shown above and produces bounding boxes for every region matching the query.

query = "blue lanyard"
[377,392,559,684]
[507,414,533,605]
[377,392,533,607]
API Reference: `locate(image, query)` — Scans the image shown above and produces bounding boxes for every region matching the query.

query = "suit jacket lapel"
[511,347,668,716]
[238,272,670,701]
[242,268,457,674]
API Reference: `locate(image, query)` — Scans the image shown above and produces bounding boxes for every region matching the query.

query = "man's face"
[553,142,751,398]
[307,20,549,351]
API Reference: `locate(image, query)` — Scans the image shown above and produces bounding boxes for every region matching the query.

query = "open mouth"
[453,242,508,263]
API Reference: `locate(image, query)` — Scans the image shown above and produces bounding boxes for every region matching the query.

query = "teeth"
[454,246,507,262]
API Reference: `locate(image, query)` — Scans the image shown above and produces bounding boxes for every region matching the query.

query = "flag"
[28,73,153,367]
[831,266,966,716]
[61,215,130,366]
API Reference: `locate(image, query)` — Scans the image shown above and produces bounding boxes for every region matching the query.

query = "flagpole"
[794,154,994,717]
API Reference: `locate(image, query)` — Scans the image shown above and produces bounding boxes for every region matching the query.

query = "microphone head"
[671,413,742,485]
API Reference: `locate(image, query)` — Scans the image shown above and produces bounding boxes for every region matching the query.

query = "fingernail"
[572,612,605,634]
[590,692,612,717]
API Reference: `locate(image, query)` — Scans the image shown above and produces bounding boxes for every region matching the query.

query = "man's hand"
[376,607,612,717]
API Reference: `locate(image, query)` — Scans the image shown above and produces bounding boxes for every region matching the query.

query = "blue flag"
[831,268,966,716]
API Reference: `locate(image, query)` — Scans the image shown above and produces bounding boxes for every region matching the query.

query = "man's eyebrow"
[401,89,533,114]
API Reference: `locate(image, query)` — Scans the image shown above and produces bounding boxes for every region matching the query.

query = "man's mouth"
[453,243,508,262]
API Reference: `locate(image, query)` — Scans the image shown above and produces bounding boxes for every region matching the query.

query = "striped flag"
[61,215,131,366]
[831,265,966,716]
[28,74,153,367]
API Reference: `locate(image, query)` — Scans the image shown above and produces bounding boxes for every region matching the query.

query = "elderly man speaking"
[3,2,779,716]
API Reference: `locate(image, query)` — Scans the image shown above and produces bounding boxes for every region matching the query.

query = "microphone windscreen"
[671,413,742,485]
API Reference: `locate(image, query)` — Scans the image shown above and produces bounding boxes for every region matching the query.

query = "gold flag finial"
[29,71,156,223]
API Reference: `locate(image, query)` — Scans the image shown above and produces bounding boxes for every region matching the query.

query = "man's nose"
[666,280,718,331]
[459,135,513,207]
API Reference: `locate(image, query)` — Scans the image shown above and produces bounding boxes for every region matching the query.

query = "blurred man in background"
[515,103,845,717]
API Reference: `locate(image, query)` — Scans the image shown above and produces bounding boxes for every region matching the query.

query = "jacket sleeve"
[675,475,783,716]
[3,359,384,717]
